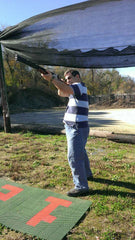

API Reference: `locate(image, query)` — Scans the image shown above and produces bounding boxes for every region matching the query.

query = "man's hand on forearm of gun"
[40,70,53,82]
[40,70,73,97]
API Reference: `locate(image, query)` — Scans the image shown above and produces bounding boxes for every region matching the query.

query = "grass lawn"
[0,131,134,240]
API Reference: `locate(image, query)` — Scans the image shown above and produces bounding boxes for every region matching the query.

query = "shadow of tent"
[88,178,135,198]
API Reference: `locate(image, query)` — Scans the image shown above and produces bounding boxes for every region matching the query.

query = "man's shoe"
[67,188,90,197]
[87,176,93,181]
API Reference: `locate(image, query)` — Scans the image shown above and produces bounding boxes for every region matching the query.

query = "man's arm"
[41,71,74,97]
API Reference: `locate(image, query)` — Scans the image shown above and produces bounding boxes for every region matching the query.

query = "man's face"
[65,73,79,85]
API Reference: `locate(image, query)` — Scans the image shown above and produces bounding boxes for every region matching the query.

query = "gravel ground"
[0,108,135,134]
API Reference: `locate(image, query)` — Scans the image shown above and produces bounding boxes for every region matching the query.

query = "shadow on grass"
[89,189,135,198]
[63,207,91,240]
[89,178,135,198]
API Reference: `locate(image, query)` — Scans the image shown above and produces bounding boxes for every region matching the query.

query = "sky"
[1,0,135,80]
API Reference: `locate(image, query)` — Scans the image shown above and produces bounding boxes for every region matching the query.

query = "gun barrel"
[15,55,48,74]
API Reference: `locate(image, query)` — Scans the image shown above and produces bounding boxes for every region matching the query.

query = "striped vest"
[63,82,89,128]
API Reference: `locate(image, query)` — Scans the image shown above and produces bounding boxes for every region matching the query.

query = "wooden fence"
[89,93,135,105]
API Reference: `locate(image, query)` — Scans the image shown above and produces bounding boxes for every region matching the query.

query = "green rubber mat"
[0,179,92,240]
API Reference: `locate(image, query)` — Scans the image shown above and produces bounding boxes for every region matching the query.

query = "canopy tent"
[0,0,135,133]
[0,0,135,69]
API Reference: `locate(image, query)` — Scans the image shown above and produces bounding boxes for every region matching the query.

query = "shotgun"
[15,55,49,74]
[15,54,60,80]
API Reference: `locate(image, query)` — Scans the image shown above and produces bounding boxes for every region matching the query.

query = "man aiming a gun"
[41,69,93,197]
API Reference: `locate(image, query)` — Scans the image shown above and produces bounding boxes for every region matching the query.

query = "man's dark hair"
[64,69,80,78]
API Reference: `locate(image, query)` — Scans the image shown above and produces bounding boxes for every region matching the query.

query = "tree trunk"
[90,130,112,138]
[107,133,135,144]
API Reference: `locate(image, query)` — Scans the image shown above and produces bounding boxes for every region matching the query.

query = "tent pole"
[0,44,11,133]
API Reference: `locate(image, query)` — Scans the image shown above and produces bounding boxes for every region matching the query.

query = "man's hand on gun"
[40,70,52,82]
[40,70,65,83]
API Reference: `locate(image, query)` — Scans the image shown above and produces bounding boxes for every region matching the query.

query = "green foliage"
[101,231,122,240]
[2,50,135,99]
[81,68,135,96]
[0,224,4,235]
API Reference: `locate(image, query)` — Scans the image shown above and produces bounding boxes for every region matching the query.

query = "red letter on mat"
[0,184,23,201]
[27,196,72,226]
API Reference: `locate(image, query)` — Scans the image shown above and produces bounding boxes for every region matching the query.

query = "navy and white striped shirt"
[63,82,89,128]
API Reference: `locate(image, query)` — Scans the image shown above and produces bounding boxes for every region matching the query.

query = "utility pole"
[0,44,11,133]
[92,69,94,82]
[91,69,95,95]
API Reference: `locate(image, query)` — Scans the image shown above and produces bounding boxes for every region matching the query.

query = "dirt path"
[0,108,135,134]
[89,108,135,134]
